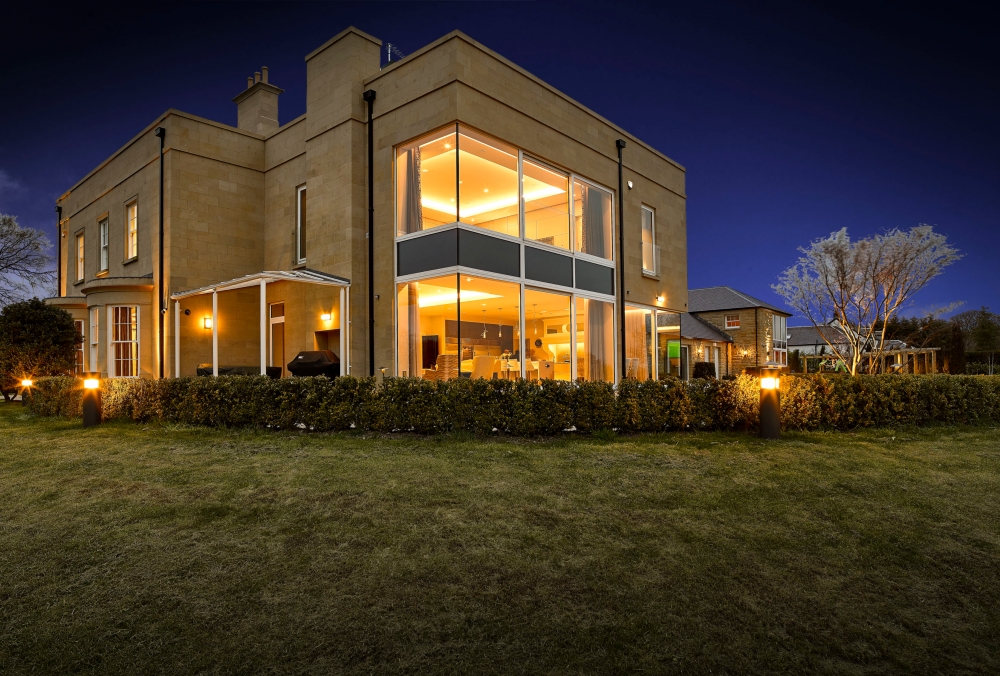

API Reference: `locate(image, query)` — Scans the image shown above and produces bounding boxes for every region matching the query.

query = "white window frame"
[725,313,740,329]
[74,319,86,374]
[772,314,788,365]
[75,231,85,282]
[125,199,138,261]
[296,185,307,264]
[640,205,657,275]
[99,218,109,273]
[89,307,100,372]
[108,305,140,378]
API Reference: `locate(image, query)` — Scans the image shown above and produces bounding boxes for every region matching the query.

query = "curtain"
[407,283,421,376]
[585,299,609,381]
[581,184,606,258]
[401,148,424,234]
[625,309,651,380]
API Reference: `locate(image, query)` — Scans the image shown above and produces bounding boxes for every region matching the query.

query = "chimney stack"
[233,66,284,135]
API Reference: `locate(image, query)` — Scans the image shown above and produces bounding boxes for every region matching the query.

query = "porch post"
[212,290,218,377]
[931,350,937,374]
[260,279,267,376]
[339,287,346,374]
[174,300,180,378]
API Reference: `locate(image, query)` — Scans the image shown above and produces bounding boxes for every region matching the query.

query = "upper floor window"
[296,186,307,263]
[75,232,85,282]
[125,200,138,261]
[725,313,740,329]
[395,124,613,261]
[99,218,109,273]
[110,305,139,377]
[641,205,657,274]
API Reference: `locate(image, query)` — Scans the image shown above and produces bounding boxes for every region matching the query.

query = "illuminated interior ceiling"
[418,134,565,222]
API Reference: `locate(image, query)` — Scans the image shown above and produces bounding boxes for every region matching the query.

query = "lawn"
[1,404,998,675]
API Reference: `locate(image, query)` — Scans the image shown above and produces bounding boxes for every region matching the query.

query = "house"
[787,325,850,356]
[47,27,688,383]
[688,286,792,372]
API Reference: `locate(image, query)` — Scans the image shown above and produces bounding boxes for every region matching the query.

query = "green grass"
[1,404,999,675]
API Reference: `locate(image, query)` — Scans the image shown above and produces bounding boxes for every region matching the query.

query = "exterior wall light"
[759,361,782,439]
[320,312,332,321]
[203,318,213,329]
[82,372,102,427]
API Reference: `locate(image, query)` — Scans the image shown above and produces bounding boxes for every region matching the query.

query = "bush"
[24,373,1000,435]
[0,299,81,401]
[693,361,716,379]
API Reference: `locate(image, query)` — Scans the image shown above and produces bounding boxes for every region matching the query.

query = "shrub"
[693,361,716,379]
[24,373,1000,435]
[0,299,80,401]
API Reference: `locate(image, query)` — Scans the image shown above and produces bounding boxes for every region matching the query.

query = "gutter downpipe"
[155,127,165,379]
[55,206,62,297]
[363,90,376,377]
[616,139,627,382]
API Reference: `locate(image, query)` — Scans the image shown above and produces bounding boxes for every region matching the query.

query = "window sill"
[73,279,85,286]
[123,257,138,266]
[293,261,307,269]
[641,269,659,279]
[96,270,109,278]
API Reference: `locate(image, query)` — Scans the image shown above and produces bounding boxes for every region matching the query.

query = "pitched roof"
[658,312,733,343]
[688,286,790,315]
[787,325,849,347]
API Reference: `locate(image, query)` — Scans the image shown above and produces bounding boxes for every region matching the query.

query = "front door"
[270,303,285,377]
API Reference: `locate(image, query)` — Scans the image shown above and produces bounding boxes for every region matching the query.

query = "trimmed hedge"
[24,374,1000,435]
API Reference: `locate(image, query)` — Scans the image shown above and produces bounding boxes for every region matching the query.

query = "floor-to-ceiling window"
[395,124,620,383]
[656,311,683,379]
[625,305,654,380]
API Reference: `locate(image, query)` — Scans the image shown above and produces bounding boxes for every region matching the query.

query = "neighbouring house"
[688,286,792,372]
[787,325,850,356]
[47,27,688,383]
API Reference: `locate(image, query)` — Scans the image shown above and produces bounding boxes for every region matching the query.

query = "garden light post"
[759,361,782,440]
[20,379,32,407]
[82,373,102,428]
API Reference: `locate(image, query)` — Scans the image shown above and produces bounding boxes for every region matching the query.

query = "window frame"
[124,198,138,263]
[89,307,100,372]
[772,314,788,365]
[98,217,109,274]
[107,305,140,378]
[725,313,741,330]
[295,185,307,265]
[74,319,86,374]
[75,230,85,282]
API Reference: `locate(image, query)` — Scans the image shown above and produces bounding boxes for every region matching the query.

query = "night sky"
[3,2,996,320]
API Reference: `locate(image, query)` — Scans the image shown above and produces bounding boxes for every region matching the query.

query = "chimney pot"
[261,66,269,83]
[254,71,261,84]
[247,76,253,88]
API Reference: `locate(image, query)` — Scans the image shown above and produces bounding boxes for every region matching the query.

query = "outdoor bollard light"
[759,361,782,440]
[82,373,102,428]
[20,379,32,407]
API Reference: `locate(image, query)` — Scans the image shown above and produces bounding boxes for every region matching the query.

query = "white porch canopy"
[170,269,350,377]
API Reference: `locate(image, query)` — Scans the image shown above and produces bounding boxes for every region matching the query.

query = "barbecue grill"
[286,350,340,378]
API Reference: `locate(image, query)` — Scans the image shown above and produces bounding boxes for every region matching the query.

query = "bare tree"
[773,225,961,375]
[0,214,54,306]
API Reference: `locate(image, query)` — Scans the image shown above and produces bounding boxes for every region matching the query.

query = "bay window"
[110,305,139,377]
[89,307,99,371]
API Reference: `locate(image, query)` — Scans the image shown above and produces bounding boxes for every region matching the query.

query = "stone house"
[48,27,690,384]
[688,286,792,373]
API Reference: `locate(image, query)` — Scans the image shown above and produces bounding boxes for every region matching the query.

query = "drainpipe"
[55,206,62,297]
[616,139,626,381]
[363,90,376,377]
[155,127,165,379]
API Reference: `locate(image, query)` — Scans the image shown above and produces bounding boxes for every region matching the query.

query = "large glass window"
[125,200,138,260]
[523,159,570,250]
[523,288,572,381]
[396,274,459,380]
[396,127,457,235]
[625,305,654,380]
[656,311,683,378]
[575,297,614,382]
[459,276,521,379]
[574,179,613,260]
[296,186,307,263]
[458,128,519,237]
[110,305,138,377]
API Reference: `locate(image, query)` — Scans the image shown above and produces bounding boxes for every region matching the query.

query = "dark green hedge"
[24,374,1000,435]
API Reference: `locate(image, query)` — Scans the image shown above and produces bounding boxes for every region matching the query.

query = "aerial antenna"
[386,43,405,65]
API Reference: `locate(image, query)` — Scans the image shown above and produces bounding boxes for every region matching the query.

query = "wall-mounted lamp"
[656,295,664,303]
[627,180,634,189]
[320,312,332,322]
[203,318,213,329]
[759,361,782,440]
[82,372,102,427]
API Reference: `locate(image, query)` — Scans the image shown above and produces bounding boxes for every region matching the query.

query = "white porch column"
[212,290,218,377]
[174,300,180,378]
[339,287,346,375]
[260,279,267,375]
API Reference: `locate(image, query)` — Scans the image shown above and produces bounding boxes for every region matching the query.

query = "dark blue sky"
[3,1,996,320]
